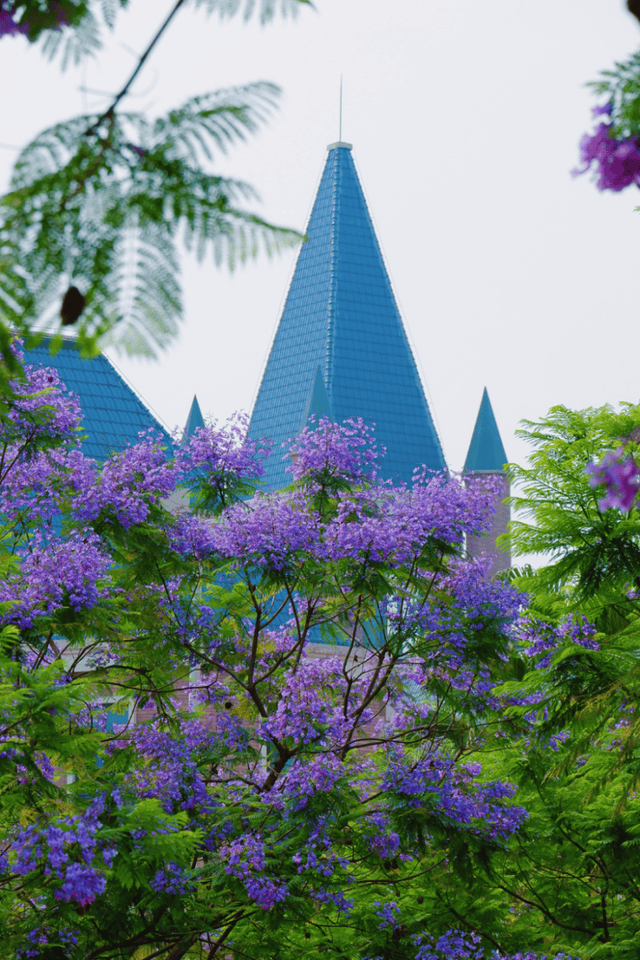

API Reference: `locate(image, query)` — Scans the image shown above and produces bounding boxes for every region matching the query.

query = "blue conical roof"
[249,142,445,488]
[464,387,507,473]
[25,338,170,462]
[183,395,205,440]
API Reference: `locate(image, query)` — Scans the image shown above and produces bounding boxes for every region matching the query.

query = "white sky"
[1,0,640,473]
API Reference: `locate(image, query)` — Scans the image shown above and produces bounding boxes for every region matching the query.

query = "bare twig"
[84,0,188,137]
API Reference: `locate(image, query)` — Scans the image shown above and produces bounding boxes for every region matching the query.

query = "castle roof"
[25,339,170,462]
[463,387,507,473]
[249,142,445,488]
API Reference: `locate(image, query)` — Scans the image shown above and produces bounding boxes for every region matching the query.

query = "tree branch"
[84,0,188,137]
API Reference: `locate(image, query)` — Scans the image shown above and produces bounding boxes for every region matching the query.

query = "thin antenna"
[339,75,343,141]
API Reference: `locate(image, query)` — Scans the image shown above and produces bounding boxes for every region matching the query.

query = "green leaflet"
[0,82,303,358]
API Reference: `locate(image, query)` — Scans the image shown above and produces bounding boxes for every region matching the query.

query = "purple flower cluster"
[586,449,640,511]
[129,721,214,815]
[205,470,504,580]
[515,614,599,669]
[15,360,83,444]
[17,925,78,959]
[12,796,113,907]
[0,529,110,628]
[258,656,355,747]
[374,899,401,931]
[221,835,288,910]
[382,748,527,842]
[573,103,640,192]
[286,416,381,485]
[73,434,176,529]
[150,861,193,896]
[413,929,579,960]
[0,8,27,36]
[177,414,268,510]
[209,490,317,570]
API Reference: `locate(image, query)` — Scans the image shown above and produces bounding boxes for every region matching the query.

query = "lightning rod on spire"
[339,75,343,142]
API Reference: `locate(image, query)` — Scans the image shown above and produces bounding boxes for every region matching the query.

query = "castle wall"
[465,474,511,577]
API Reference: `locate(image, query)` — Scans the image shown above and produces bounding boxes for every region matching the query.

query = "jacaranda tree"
[0,342,567,960]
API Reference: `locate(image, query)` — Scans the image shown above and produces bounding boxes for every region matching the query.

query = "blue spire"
[249,142,446,489]
[183,395,205,440]
[464,388,507,473]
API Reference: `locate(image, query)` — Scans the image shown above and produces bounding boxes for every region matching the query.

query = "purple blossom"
[221,835,288,909]
[586,449,640,511]
[573,118,640,192]
[73,435,177,529]
[128,721,215,814]
[0,529,110,628]
[150,861,193,895]
[17,925,79,959]
[0,9,28,36]
[286,416,382,486]
[12,797,110,907]
[592,101,613,118]
[514,614,599,669]
[413,929,580,960]
[382,747,527,842]
[177,414,268,507]
[374,899,401,930]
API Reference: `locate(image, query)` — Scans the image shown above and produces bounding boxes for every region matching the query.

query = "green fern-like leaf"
[154,83,281,163]
[101,217,182,357]
[39,8,102,69]
[192,0,311,25]
[587,48,640,140]
[0,82,303,357]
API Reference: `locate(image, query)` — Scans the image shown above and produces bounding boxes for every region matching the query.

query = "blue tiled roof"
[463,387,507,473]
[25,339,170,462]
[249,143,446,488]
[183,395,205,440]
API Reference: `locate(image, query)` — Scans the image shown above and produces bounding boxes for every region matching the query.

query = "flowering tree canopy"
[0,345,587,960]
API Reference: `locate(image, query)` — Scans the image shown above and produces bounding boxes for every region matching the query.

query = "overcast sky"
[1,0,640,473]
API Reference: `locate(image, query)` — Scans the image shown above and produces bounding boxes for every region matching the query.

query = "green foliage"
[459,400,640,957]
[31,0,307,67]
[38,1,116,69]
[0,82,302,358]
[588,48,640,140]
[0,0,310,361]
[504,403,640,605]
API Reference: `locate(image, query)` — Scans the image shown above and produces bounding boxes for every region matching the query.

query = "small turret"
[183,395,205,441]
[463,388,510,575]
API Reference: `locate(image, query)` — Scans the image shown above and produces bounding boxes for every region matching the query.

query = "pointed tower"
[249,142,445,489]
[464,388,511,575]
[183,395,205,440]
